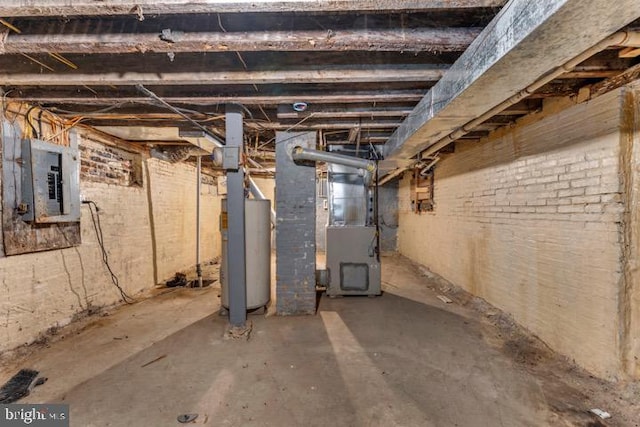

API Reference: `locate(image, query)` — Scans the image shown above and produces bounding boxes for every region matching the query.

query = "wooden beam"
[348,128,359,143]
[559,69,625,79]
[619,47,640,58]
[0,1,507,17]
[589,62,640,99]
[277,104,413,119]
[8,92,426,105]
[95,126,217,152]
[384,0,640,161]
[1,28,482,54]
[1,65,447,86]
[247,120,401,130]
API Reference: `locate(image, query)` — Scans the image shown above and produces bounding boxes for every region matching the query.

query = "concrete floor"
[1,255,638,426]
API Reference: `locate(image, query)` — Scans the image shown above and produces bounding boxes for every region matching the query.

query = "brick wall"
[275,132,317,315]
[0,129,222,353]
[80,135,142,186]
[146,158,221,282]
[398,89,629,379]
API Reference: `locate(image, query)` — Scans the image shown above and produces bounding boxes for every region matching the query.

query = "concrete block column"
[275,131,316,315]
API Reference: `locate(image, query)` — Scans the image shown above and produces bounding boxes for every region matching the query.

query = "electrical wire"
[25,105,38,138]
[82,200,135,304]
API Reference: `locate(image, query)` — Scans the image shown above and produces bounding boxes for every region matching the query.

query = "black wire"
[37,110,43,139]
[83,201,135,304]
[25,106,38,138]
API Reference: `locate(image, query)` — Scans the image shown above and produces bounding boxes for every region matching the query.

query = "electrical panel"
[21,137,80,223]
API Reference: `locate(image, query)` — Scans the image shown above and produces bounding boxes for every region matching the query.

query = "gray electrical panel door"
[21,136,80,223]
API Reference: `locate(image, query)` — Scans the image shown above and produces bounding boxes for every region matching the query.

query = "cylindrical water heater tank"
[220,198,271,310]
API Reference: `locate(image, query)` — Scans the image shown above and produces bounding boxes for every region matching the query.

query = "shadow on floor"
[58,290,550,427]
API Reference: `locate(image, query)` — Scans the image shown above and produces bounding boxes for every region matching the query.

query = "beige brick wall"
[146,159,221,282]
[398,89,628,379]
[0,132,222,353]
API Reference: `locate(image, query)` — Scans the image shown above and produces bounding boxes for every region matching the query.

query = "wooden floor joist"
[0,28,483,54]
[384,0,640,161]
[0,66,448,86]
[7,92,427,105]
[0,0,507,17]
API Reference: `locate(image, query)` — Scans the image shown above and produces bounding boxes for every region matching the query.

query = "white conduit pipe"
[248,175,277,226]
[378,30,640,185]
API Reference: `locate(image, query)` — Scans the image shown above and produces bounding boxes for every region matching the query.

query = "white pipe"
[196,155,203,288]
[248,175,276,226]
[379,30,640,182]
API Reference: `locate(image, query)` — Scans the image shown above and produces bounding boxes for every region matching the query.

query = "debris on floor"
[0,369,47,403]
[188,279,215,288]
[177,413,198,423]
[166,273,188,288]
[589,408,612,419]
[140,354,167,368]
[224,320,253,341]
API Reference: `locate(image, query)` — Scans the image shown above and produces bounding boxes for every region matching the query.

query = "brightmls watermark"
[0,405,68,426]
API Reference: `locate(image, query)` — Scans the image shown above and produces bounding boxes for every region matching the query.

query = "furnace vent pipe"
[292,146,376,173]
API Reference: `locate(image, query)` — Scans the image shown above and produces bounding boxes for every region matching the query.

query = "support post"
[226,104,246,326]
[196,155,203,288]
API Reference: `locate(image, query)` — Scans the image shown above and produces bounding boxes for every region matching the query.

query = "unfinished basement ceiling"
[0,1,639,159]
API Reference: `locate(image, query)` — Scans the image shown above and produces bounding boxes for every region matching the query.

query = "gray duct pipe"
[248,176,277,226]
[291,146,376,185]
[292,146,376,172]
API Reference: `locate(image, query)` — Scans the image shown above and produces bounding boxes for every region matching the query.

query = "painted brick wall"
[146,158,221,282]
[275,132,317,315]
[0,129,221,353]
[398,89,627,379]
[80,135,142,186]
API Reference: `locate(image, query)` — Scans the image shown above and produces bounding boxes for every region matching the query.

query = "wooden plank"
[0,65,447,86]
[619,47,640,58]
[247,120,401,130]
[277,104,413,119]
[1,28,482,54]
[0,1,508,17]
[559,70,623,79]
[384,0,640,161]
[7,91,426,105]
[589,62,640,99]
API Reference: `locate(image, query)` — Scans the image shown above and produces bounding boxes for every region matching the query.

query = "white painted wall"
[398,89,632,379]
[0,130,222,353]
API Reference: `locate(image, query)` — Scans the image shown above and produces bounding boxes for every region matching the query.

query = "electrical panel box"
[21,137,80,223]
[222,146,240,170]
